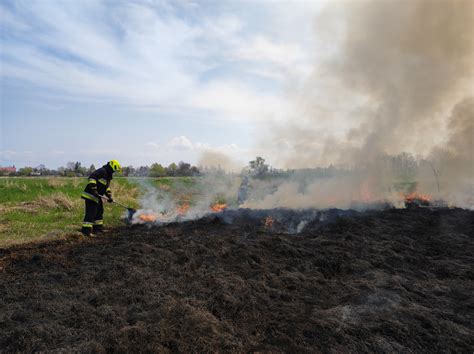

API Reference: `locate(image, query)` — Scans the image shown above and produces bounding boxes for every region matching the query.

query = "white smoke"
[254,0,474,209]
[129,173,242,224]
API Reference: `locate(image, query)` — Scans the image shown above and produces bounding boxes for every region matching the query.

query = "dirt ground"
[0,207,473,352]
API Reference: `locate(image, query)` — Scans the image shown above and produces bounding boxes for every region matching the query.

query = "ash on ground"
[0,207,473,352]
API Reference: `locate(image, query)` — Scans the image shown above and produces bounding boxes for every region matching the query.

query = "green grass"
[150,176,201,204]
[0,177,139,247]
[0,176,238,247]
[148,175,238,207]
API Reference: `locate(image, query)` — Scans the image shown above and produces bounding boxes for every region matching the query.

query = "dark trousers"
[82,199,104,233]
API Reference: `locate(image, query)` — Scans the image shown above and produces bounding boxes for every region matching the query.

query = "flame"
[263,216,274,228]
[404,192,431,202]
[177,203,190,215]
[359,180,373,202]
[211,203,227,212]
[139,213,157,222]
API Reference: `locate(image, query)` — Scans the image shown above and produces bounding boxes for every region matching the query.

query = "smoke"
[418,98,474,207]
[129,178,182,223]
[129,172,242,224]
[272,0,473,165]
[254,0,473,209]
[132,0,473,216]
[335,0,473,159]
[445,98,474,163]
[198,150,244,173]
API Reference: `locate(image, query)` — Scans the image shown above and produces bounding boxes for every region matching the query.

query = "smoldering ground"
[1,207,472,352]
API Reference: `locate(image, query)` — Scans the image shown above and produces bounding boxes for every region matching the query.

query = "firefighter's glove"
[106,191,113,203]
[107,197,114,203]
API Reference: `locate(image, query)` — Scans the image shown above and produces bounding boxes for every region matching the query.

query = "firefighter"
[237,175,249,204]
[81,160,121,236]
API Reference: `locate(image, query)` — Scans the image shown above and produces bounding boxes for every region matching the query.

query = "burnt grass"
[0,207,473,352]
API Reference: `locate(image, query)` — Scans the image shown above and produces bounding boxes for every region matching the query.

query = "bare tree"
[426,148,449,193]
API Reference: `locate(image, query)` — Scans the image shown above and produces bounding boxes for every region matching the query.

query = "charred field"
[0,207,473,352]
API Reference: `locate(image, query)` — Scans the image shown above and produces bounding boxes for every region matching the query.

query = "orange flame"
[404,192,431,202]
[359,181,373,202]
[139,213,157,222]
[263,216,274,228]
[211,203,227,212]
[177,203,190,215]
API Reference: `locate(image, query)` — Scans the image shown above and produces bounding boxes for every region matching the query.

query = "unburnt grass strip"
[0,177,139,247]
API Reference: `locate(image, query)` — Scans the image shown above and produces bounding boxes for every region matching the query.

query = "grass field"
[0,173,249,247]
[0,176,238,247]
[0,177,141,247]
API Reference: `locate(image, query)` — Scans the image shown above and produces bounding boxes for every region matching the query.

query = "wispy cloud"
[1,0,328,167]
[169,136,196,151]
[1,0,320,123]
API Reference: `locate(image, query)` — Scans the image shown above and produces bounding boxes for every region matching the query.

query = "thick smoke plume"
[132,0,473,217]
[418,97,474,206]
[255,0,473,209]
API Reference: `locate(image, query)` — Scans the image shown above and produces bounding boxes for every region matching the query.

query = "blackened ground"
[0,208,473,352]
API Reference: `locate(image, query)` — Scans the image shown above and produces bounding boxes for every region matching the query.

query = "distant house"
[0,165,16,173]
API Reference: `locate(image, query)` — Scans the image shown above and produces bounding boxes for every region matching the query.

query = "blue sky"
[0,0,326,169]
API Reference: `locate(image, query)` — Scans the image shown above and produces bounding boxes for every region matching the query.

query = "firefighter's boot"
[81,225,93,236]
[93,220,104,233]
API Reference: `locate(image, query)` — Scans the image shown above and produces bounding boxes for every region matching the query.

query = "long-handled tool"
[100,196,136,221]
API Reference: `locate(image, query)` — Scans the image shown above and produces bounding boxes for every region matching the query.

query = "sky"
[0,0,328,169]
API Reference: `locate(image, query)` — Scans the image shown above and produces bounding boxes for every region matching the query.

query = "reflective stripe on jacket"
[81,165,113,203]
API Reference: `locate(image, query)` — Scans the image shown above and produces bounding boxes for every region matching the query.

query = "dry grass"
[41,192,76,210]
[113,182,139,205]
[2,180,28,191]
[71,178,82,188]
[2,180,16,189]
[13,192,77,214]
[47,178,67,188]
[0,177,138,247]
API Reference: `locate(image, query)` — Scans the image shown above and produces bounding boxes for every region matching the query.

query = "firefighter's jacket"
[81,165,113,203]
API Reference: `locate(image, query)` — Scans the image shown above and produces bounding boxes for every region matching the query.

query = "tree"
[177,161,191,176]
[66,162,76,171]
[18,167,33,176]
[88,164,96,174]
[167,162,178,176]
[150,163,167,177]
[136,166,150,177]
[74,162,81,174]
[390,152,418,182]
[425,148,450,193]
[122,165,135,177]
[249,156,269,176]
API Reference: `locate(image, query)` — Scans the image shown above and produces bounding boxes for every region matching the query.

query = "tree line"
[0,161,201,177]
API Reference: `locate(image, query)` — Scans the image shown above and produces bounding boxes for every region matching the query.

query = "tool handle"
[114,200,130,209]
[100,195,129,209]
